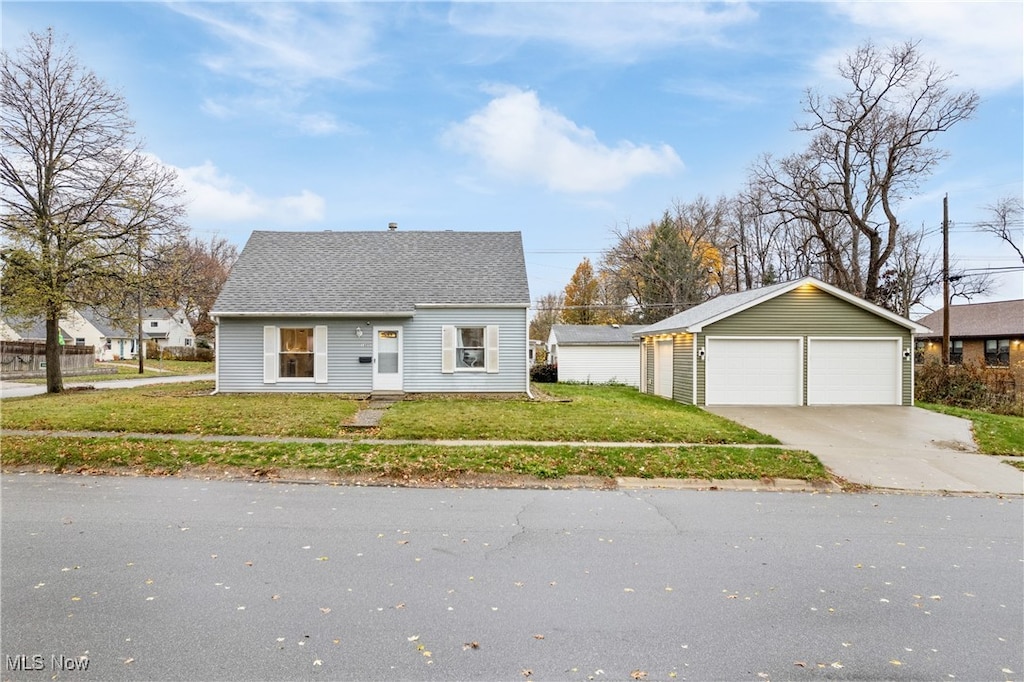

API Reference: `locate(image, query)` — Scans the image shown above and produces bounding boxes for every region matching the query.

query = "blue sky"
[3,1,1022,312]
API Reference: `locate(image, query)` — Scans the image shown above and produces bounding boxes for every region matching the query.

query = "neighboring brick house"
[915,300,1024,367]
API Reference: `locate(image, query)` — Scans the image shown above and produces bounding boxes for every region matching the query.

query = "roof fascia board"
[414,303,529,309]
[210,311,415,319]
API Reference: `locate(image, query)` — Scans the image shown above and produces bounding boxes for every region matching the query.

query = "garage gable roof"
[550,324,645,345]
[635,277,931,336]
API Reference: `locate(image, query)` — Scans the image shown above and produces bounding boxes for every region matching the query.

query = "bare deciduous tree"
[977,195,1024,265]
[1,29,185,392]
[752,41,979,307]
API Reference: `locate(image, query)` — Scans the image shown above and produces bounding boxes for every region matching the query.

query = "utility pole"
[941,194,950,366]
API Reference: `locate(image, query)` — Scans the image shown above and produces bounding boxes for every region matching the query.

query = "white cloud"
[825,2,1022,91]
[169,3,377,88]
[447,2,757,59]
[175,161,325,225]
[442,86,682,193]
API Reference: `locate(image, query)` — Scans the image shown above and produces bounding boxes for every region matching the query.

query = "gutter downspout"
[211,316,219,395]
[525,307,533,399]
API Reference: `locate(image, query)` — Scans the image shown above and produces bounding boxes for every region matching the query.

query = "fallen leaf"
[124,658,134,665]
[271,594,281,601]
[463,641,480,650]
[320,607,331,614]
[316,556,329,561]
[890,660,902,666]
[794,661,807,667]
[630,670,647,680]
[245,561,253,567]
[313,659,322,666]
[533,634,545,640]
[408,635,419,642]
[521,670,532,678]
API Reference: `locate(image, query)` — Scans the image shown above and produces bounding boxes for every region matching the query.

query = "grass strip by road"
[0,436,829,482]
[918,403,1024,456]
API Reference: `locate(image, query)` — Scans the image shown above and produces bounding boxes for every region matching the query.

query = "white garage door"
[705,338,802,405]
[807,338,900,405]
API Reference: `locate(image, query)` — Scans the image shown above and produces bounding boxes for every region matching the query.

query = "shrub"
[916,360,1022,416]
[530,363,558,383]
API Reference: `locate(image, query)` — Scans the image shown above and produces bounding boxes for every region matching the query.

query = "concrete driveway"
[705,405,1024,496]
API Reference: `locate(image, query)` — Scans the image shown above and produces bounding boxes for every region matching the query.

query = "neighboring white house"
[2,309,145,361]
[547,324,645,386]
[143,307,196,350]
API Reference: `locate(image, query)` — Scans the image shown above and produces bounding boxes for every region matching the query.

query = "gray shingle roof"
[212,230,530,315]
[916,300,1024,338]
[550,324,645,345]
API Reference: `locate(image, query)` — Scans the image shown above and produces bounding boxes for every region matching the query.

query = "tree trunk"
[45,315,64,394]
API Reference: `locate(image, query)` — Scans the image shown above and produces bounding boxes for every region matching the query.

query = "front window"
[456,327,484,369]
[985,339,1010,366]
[950,339,963,365]
[280,328,314,378]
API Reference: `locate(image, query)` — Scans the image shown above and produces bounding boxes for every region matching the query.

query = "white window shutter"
[441,325,455,374]
[485,325,499,373]
[263,326,277,384]
[314,325,328,384]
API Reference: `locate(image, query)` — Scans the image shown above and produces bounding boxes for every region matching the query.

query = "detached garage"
[635,277,930,406]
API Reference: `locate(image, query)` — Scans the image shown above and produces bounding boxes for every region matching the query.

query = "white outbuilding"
[547,324,644,386]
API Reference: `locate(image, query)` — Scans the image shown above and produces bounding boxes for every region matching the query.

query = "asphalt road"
[2,474,1021,682]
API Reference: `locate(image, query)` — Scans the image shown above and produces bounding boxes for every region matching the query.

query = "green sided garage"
[635,277,930,406]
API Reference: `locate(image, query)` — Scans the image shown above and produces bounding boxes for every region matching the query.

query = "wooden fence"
[1,340,96,378]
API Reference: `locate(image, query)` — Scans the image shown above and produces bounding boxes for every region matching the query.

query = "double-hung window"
[442,325,499,373]
[279,328,314,378]
[264,325,328,383]
[985,339,1010,366]
[949,339,963,365]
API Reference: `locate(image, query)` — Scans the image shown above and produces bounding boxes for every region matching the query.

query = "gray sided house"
[635,277,930,406]
[211,229,531,395]
[547,324,645,386]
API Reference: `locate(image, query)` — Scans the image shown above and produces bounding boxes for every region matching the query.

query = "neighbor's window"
[184,338,192,347]
[150,321,159,328]
[914,340,925,364]
[456,327,485,368]
[75,338,86,346]
[279,328,314,378]
[950,339,963,365]
[985,339,1010,366]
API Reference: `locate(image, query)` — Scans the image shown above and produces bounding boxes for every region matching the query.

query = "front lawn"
[919,403,1024,456]
[0,382,829,484]
[2,381,777,444]
[378,383,777,444]
[1,381,358,438]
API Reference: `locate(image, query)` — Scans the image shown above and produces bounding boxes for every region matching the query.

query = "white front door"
[373,327,403,392]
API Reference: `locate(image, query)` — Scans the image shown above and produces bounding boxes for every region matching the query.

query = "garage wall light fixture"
[697,347,706,360]
[902,349,912,361]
